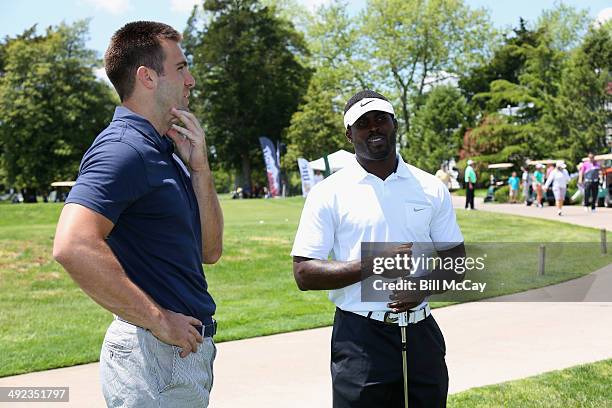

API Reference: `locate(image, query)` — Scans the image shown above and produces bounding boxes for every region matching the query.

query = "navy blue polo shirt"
[67,106,215,325]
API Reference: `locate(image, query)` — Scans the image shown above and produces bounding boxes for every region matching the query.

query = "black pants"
[584,182,598,209]
[331,309,448,408]
[465,185,475,209]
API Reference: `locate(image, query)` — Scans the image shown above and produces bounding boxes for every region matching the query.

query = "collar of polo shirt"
[343,98,395,129]
[347,153,412,182]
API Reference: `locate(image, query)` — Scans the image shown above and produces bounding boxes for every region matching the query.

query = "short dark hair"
[104,21,181,101]
[344,90,390,114]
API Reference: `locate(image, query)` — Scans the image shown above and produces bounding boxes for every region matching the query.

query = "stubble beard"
[155,81,185,130]
[361,129,396,161]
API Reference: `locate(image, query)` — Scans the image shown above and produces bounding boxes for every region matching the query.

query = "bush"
[494,185,510,203]
[213,167,233,193]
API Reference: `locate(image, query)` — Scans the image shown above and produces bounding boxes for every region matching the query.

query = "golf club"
[399,311,409,408]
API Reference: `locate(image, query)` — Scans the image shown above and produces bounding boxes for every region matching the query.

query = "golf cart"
[49,181,76,202]
[594,153,612,208]
[484,163,513,202]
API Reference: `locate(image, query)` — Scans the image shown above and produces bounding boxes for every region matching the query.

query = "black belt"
[199,320,217,337]
[116,316,217,338]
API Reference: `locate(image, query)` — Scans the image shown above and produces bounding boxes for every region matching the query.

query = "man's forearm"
[55,239,164,330]
[191,167,224,264]
[293,258,363,290]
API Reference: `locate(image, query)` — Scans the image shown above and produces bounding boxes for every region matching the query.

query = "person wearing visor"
[291,90,465,407]
[544,160,570,216]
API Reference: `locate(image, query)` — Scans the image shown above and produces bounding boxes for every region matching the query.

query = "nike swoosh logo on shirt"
[413,208,426,212]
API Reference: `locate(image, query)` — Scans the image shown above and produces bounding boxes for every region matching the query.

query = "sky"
[1,0,611,59]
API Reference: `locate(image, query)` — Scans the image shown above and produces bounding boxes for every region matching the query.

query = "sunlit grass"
[0,199,609,376]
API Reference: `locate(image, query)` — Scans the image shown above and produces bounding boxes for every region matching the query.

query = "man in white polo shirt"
[291,90,465,407]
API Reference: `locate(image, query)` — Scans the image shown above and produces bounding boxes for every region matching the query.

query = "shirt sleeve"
[291,186,335,260]
[430,183,464,250]
[66,141,150,224]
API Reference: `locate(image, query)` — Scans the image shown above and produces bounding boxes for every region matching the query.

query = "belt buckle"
[383,312,399,324]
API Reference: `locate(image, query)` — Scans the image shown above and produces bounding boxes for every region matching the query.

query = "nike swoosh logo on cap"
[360,100,374,107]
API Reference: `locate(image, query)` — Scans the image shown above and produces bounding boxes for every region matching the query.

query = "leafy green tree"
[260,0,310,32]
[459,19,540,106]
[467,16,611,167]
[460,113,535,167]
[0,21,117,197]
[305,0,371,92]
[550,23,612,159]
[465,18,570,163]
[284,0,370,167]
[283,72,349,167]
[460,3,588,104]
[536,2,590,52]
[459,5,598,168]
[403,85,469,173]
[361,0,497,139]
[184,0,311,189]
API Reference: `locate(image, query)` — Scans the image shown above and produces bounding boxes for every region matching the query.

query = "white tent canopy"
[310,150,355,173]
[310,149,355,172]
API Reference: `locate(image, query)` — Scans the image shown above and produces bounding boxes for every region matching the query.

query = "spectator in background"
[464,159,477,210]
[508,171,520,203]
[576,160,586,201]
[579,153,601,212]
[545,163,554,180]
[533,164,545,208]
[521,166,531,206]
[435,163,451,189]
[544,160,570,216]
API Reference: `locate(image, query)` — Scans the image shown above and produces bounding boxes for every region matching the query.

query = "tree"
[184,0,311,189]
[284,0,370,166]
[467,14,611,167]
[459,18,541,106]
[536,2,590,52]
[260,0,310,32]
[403,85,469,173]
[283,72,349,167]
[0,21,117,197]
[304,0,371,92]
[550,23,612,159]
[464,18,570,165]
[459,5,601,168]
[361,0,496,140]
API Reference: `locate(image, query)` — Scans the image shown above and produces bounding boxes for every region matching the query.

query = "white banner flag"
[297,158,316,197]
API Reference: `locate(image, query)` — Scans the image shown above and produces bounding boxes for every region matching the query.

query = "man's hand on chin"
[165,107,209,173]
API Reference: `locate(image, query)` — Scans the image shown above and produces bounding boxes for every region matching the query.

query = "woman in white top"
[543,160,571,215]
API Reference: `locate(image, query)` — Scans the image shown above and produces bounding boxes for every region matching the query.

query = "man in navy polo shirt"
[53,21,223,407]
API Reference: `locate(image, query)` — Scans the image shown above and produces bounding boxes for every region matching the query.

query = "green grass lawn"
[448,359,612,407]
[0,199,610,377]
[452,188,488,198]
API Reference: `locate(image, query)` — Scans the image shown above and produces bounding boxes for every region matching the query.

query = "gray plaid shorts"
[100,318,216,407]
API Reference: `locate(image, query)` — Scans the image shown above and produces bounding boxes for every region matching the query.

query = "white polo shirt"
[291,154,463,312]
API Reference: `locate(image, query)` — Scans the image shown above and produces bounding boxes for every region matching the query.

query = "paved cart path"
[2,273,611,407]
[451,195,612,231]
